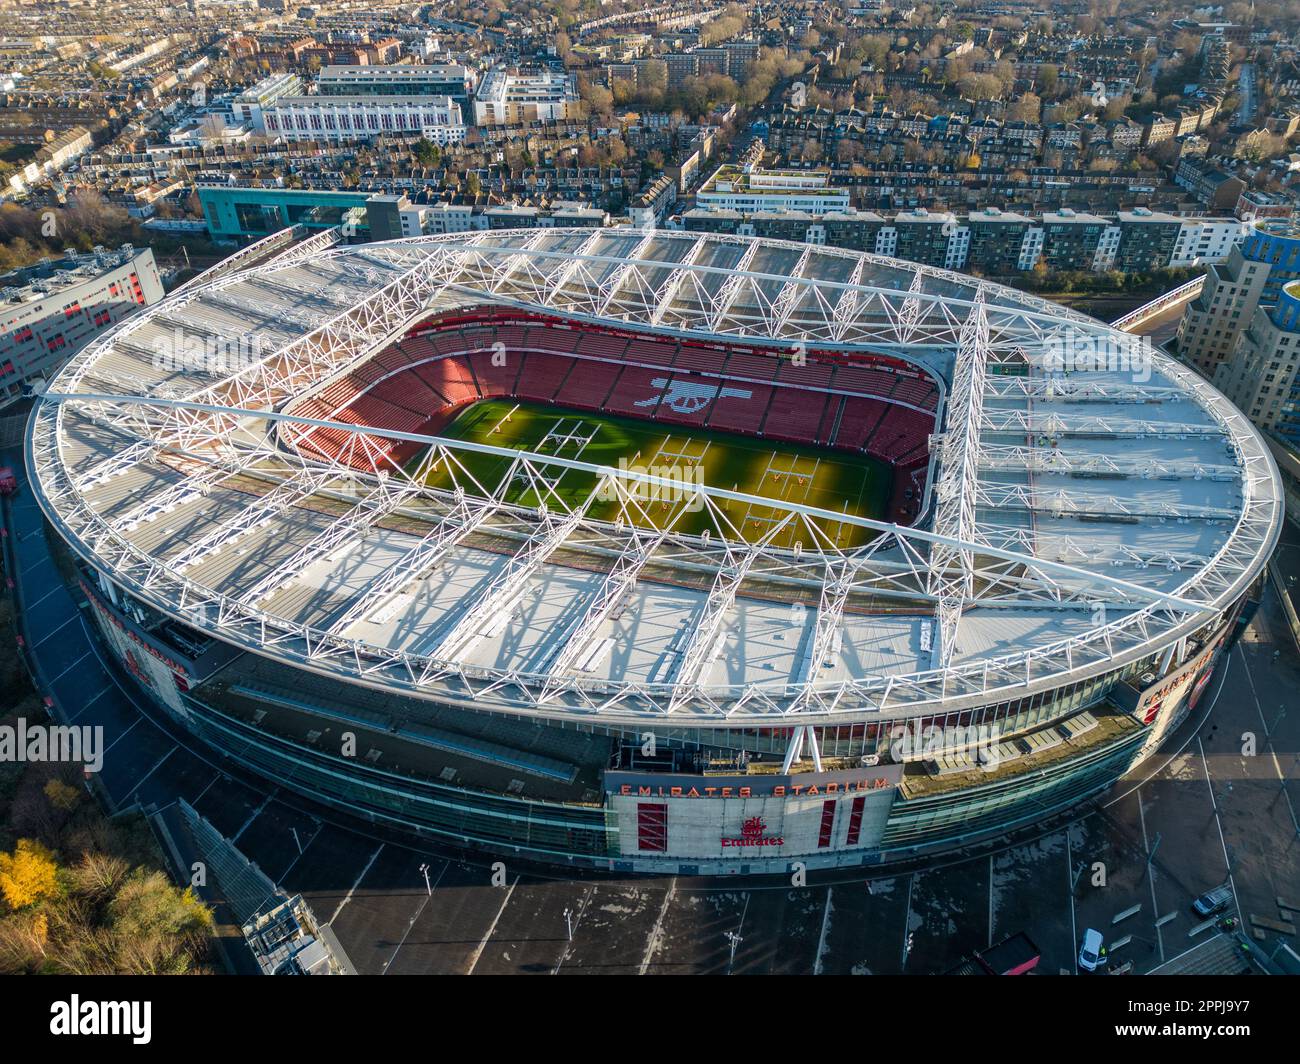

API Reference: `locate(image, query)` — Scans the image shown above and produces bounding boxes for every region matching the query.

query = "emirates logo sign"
[721,816,784,849]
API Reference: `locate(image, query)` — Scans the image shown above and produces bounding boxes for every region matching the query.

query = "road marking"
[1197,734,1242,928]
[49,649,91,684]
[728,890,752,975]
[1136,788,1164,964]
[813,886,833,975]
[329,844,383,925]
[231,792,275,843]
[30,613,77,649]
[987,853,995,947]
[467,875,518,975]
[900,873,915,972]
[382,859,448,975]
[188,771,223,806]
[639,878,676,975]
[24,583,66,611]
[276,822,324,885]
[1236,642,1300,837]
[66,683,110,722]
[20,556,53,579]
[1066,828,1078,974]
[119,746,176,803]
[553,882,595,975]
[101,716,141,755]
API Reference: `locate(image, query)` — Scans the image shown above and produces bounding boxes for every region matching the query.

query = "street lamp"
[724,930,743,974]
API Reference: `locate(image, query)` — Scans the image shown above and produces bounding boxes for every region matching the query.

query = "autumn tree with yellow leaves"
[0,845,214,975]
[0,839,60,910]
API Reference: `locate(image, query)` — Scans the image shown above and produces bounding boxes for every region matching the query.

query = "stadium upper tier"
[28,228,1283,728]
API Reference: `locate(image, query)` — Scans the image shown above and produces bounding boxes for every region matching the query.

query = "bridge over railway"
[1110,275,1205,337]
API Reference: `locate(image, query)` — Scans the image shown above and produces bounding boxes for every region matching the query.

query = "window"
[637,803,667,852]
[817,799,836,848]
[844,796,867,847]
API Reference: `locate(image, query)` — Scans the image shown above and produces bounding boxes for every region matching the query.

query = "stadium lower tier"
[282,308,939,526]
[80,569,1251,874]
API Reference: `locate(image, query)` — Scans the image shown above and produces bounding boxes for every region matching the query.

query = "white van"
[1078,928,1106,972]
[1192,883,1234,918]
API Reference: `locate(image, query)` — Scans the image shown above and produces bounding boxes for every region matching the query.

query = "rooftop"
[28,228,1282,729]
[0,245,146,306]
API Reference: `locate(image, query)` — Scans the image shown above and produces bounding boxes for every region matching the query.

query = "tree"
[1039,63,1059,98]
[43,779,80,814]
[1008,93,1043,124]
[957,72,1005,101]
[412,138,441,167]
[580,80,614,117]
[0,839,60,910]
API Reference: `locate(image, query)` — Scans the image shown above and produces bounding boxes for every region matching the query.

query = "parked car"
[1078,928,1106,972]
[1192,883,1234,918]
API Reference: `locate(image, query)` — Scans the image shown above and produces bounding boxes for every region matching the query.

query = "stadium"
[27,227,1283,874]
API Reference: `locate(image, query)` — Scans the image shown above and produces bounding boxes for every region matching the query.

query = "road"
[1237,63,1256,127]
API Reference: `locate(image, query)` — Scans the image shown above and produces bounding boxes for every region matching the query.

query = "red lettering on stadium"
[720,816,784,848]
[619,777,892,799]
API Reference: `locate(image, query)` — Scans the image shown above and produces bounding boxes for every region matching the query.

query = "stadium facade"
[27,227,1282,874]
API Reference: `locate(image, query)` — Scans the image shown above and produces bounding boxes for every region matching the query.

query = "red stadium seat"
[283,309,938,480]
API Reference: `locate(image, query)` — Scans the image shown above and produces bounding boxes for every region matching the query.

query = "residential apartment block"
[0,246,163,407]
[262,95,466,145]
[1177,219,1300,379]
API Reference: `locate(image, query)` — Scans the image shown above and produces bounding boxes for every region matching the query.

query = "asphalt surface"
[5,454,1297,975]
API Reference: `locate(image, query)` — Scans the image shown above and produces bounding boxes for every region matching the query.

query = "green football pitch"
[416,399,893,548]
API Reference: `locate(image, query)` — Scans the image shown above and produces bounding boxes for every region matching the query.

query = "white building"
[473,67,579,126]
[5,126,93,196]
[231,72,303,133]
[0,246,164,408]
[263,96,466,145]
[1170,216,1249,267]
[317,64,475,100]
[695,166,852,214]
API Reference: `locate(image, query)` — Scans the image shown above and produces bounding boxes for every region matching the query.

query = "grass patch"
[420,399,893,548]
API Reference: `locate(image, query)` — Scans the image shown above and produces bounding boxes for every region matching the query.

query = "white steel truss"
[167,468,333,574]
[427,478,604,671]
[545,229,608,302]
[984,377,1189,403]
[927,297,989,669]
[324,490,496,637]
[974,483,1237,521]
[667,517,787,709]
[234,470,426,609]
[770,245,814,336]
[648,235,710,327]
[25,228,1285,730]
[894,268,928,346]
[706,241,762,333]
[981,408,1223,437]
[976,444,1238,481]
[541,523,668,693]
[31,393,1267,727]
[594,231,660,318]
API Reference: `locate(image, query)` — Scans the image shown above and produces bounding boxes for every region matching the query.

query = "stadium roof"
[28,227,1284,727]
